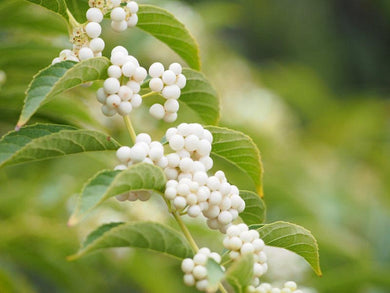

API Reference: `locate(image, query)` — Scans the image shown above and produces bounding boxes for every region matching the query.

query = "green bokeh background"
[1,0,389,292]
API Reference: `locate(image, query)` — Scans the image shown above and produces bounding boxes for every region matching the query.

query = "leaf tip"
[316,268,323,277]
[15,122,24,131]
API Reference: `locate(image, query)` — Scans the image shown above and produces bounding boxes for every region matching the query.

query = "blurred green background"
[1,0,389,292]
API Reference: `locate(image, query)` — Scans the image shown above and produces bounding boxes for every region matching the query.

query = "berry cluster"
[163,123,245,232]
[181,248,222,292]
[96,46,146,116]
[247,281,302,293]
[110,1,139,32]
[148,62,187,122]
[114,132,167,201]
[223,224,268,286]
[52,3,107,64]
[53,1,139,65]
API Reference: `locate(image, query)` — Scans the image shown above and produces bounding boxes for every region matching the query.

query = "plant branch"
[123,116,137,145]
[66,9,81,36]
[141,92,160,99]
[218,283,228,293]
[172,211,199,253]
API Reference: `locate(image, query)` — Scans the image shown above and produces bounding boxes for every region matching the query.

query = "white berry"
[169,63,182,75]
[122,61,136,77]
[149,77,164,92]
[164,99,179,113]
[116,146,131,162]
[104,77,120,94]
[133,67,147,82]
[131,94,142,108]
[118,101,132,115]
[127,1,139,13]
[163,112,177,123]
[78,47,94,61]
[89,37,105,52]
[86,8,103,23]
[149,104,165,119]
[108,65,122,79]
[85,22,101,38]
[162,70,177,85]
[149,62,164,78]
[176,74,187,89]
[169,134,185,151]
[111,20,127,32]
[162,85,181,99]
[127,14,138,27]
[111,7,126,21]
[106,94,121,108]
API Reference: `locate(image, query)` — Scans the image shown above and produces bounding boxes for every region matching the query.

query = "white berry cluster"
[96,46,146,116]
[53,1,139,65]
[223,224,268,286]
[181,248,222,292]
[52,4,106,64]
[109,0,139,32]
[163,123,245,232]
[148,62,187,122]
[247,281,302,293]
[114,132,167,201]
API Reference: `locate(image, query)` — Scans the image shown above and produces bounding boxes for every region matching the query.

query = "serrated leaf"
[68,222,193,260]
[137,5,200,70]
[254,221,322,276]
[225,254,254,293]
[239,190,266,225]
[206,258,224,291]
[69,163,167,225]
[17,57,110,127]
[207,126,264,196]
[26,0,68,20]
[180,68,220,125]
[0,123,119,168]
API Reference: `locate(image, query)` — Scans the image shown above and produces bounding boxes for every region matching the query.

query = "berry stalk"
[172,211,199,253]
[66,9,81,35]
[171,206,228,293]
[123,115,137,145]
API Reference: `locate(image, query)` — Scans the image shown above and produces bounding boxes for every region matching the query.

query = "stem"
[172,212,199,253]
[67,9,81,28]
[218,283,228,293]
[66,9,81,36]
[123,116,137,145]
[164,199,229,293]
[141,92,159,99]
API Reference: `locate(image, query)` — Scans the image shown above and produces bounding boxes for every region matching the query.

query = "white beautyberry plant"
[0,1,322,292]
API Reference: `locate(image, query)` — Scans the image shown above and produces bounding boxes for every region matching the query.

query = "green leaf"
[225,254,254,293]
[68,222,193,260]
[17,57,110,127]
[207,126,264,196]
[0,123,119,168]
[239,190,266,225]
[26,0,68,20]
[64,0,89,23]
[137,5,200,70]
[69,163,167,225]
[254,221,322,276]
[206,259,224,291]
[180,69,220,125]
